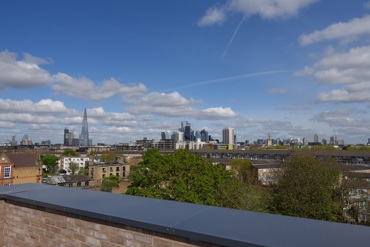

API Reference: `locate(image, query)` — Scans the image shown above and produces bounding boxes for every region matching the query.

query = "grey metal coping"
[0,184,370,247]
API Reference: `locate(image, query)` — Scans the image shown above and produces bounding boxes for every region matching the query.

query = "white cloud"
[198,0,318,26]
[0,98,73,114]
[0,51,53,89]
[299,15,370,45]
[0,121,15,128]
[197,5,226,27]
[53,73,147,101]
[197,107,238,120]
[312,110,370,136]
[298,45,370,103]
[129,91,199,106]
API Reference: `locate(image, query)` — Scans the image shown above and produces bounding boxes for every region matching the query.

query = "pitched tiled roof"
[7,152,40,168]
[62,175,92,183]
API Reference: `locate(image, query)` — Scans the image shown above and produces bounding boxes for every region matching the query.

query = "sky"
[1,0,370,145]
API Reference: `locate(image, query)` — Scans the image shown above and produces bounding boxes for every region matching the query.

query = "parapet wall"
[1,184,370,247]
[1,200,215,247]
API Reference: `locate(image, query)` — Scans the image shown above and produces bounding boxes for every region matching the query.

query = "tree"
[100,152,118,164]
[101,175,120,192]
[126,149,269,211]
[62,149,78,157]
[229,159,255,185]
[126,149,225,205]
[68,162,79,175]
[219,177,271,212]
[41,154,59,174]
[271,153,341,221]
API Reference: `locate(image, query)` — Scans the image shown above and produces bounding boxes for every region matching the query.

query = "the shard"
[79,108,89,146]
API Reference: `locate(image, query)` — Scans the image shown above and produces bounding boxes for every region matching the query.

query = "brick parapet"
[2,200,220,247]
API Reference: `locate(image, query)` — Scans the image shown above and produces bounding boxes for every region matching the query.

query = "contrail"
[221,16,246,61]
[163,70,291,92]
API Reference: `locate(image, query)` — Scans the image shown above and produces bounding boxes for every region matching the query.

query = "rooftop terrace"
[0,184,370,247]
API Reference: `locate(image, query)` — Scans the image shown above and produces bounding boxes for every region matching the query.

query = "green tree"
[126,149,227,205]
[68,162,79,175]
[101,175,120,192]
[62,149,78,157]
[41,154,59,174]
[126,149,269,211]
[219,177,270,212]
[229,159,255,184]
[271,154,341,221]
[100,152,118,164]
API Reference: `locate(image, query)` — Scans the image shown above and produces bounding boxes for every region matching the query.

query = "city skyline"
[1,1,370,144]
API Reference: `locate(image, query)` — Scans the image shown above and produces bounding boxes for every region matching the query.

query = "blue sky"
[1,0,370,145]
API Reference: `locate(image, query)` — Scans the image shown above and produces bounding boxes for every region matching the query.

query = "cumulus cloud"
[198,0,318,26]
[197,107,238,120]
[0,50,53,89]
[198,5,226,27]
[312,110,370,136]
[0,98,73,114]
[298,45,370,103]
[126,91,238,120]
[299,15,370,45]
[128,91,199,106]
[53,73,147,101]
[126,91,198,116]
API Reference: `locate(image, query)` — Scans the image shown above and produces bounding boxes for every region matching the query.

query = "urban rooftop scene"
[1,1,370,246]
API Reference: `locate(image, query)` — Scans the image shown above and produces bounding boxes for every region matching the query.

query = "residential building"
[58,155,89,175]
[45,174,93,187]
[88,161,129,186]
[8,152,42,184]
[0,153,14,186]
[222,127,234,145]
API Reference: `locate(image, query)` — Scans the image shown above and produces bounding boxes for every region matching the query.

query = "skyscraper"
[64,128,74,146]
[79,109,90,147]
[222,127,235,145]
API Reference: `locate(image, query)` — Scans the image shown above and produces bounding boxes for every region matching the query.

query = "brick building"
[0,153,14,186]
[7,152,42,184]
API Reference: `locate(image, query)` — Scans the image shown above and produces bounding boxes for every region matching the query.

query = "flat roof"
[1,184,370,247]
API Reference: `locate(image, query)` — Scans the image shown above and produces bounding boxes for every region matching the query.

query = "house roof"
[6,152,40,168]
[63,175,92,183]
[48,175,92,185]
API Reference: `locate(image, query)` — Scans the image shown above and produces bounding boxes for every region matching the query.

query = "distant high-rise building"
[314,134,319,143]
[200,129,209,142]
[195,131,201,142]
[10,135,17,146]
[179,121,190,132]
[267,132,272,146]
[329,136,335,145]
[79,109,90,147]
[222,127,234,145]
[161,131,170,140]
[64,128,75,146]
[184,125,192,141]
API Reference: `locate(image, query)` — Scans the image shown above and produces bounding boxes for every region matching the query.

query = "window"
[102,168,106,173]
[4,166,11,178]
[110,167,113,172]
